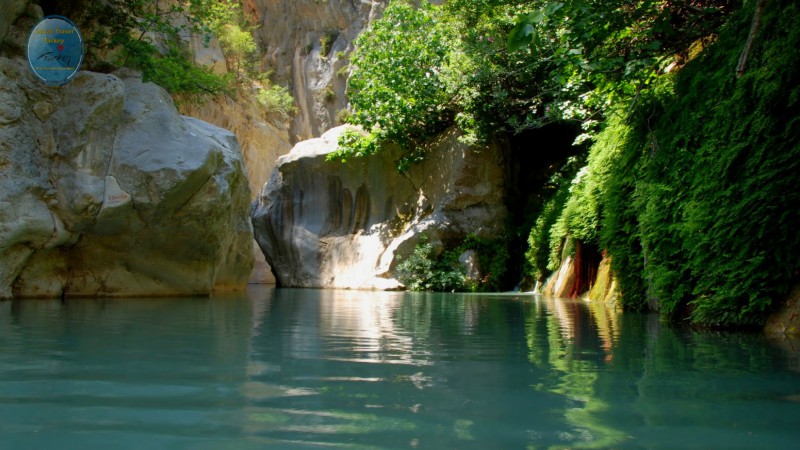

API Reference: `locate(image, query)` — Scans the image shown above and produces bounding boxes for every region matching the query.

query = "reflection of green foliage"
[249,412,291,425]
[523,299,628,449]
[454,419,474,440]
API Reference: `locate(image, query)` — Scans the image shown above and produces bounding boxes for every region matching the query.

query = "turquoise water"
[2,287,800,449]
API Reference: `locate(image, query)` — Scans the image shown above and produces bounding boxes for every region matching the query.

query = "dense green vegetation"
[603,2,800,326]
[73,0,295,117]
[526,0,800,326]
[78,0,232,95]
[396,236,467,292]
[338,0,738,158]
[397,235,510,293]
[342,0,799,327]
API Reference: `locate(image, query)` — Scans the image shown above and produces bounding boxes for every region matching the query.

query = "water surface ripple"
[2,287,800,449]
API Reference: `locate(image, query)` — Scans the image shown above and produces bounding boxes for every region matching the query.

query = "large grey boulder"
[0,58,253,298]
[251,126,506,289]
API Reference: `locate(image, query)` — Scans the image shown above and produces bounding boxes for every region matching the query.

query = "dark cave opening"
[502,121,585,290]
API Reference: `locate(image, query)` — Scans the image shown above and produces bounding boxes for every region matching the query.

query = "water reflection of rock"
[317,290,419,365]
[534,296,620,361]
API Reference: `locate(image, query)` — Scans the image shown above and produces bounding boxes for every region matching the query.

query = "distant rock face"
[251,126,507,289]
[0,59,253,298]
[248,0,386,142]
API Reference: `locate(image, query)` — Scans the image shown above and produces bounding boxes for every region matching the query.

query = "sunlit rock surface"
[0,60,253,298]
[251,126,507,289]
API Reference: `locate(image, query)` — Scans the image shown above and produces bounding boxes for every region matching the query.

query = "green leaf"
[544,2,564,17]
[508,21,535,53]
[527,10,547,24]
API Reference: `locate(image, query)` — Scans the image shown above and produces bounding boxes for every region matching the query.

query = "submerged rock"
[0,59,253,298]
[251,126,506,289]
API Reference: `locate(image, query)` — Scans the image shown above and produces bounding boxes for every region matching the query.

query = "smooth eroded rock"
[0,58,253,298]
[251,126,506,289]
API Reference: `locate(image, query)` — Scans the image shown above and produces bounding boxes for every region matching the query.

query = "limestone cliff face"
[251,126,507,289]
[247,0,386,142]
[0,59,253,298]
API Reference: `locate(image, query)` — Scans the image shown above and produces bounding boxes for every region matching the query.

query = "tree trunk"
[736,0,767,78]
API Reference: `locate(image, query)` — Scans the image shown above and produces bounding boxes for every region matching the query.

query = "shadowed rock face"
[0,59,253,298]
[251,126,507,290]
[248,0,386,142]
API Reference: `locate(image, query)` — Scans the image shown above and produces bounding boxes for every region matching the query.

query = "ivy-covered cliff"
[526,0,800,327]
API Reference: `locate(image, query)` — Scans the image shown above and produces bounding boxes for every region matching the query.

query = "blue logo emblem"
[26,15,84,86]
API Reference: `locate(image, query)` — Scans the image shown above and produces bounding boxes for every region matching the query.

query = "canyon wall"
[247,0,386,142]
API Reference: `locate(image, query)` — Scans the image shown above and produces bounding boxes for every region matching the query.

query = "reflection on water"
[1,287,800,449]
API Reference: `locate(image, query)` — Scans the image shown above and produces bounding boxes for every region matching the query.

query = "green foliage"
[458,235,511,292]
[577,1,800,325]
[190,0,241,38]
[396,234,510,292]
[596,112,650,312]
[544,112,630,272]
[323,87,336,103]
[508,0,739,132]
[336,0,738,164]
[140,46,230,96]
[81,0,240,96]
[336,2,457,166]
[256,85,297,122]
[396,236,466,292]
[218,23,257,78]
[526,185,569,282]
[320,31,339,57]
[328,129,379,162]
[441,0,558,142]
[335,109,352,124]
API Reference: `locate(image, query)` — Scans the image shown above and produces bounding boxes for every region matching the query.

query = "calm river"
[2,286,800,449]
